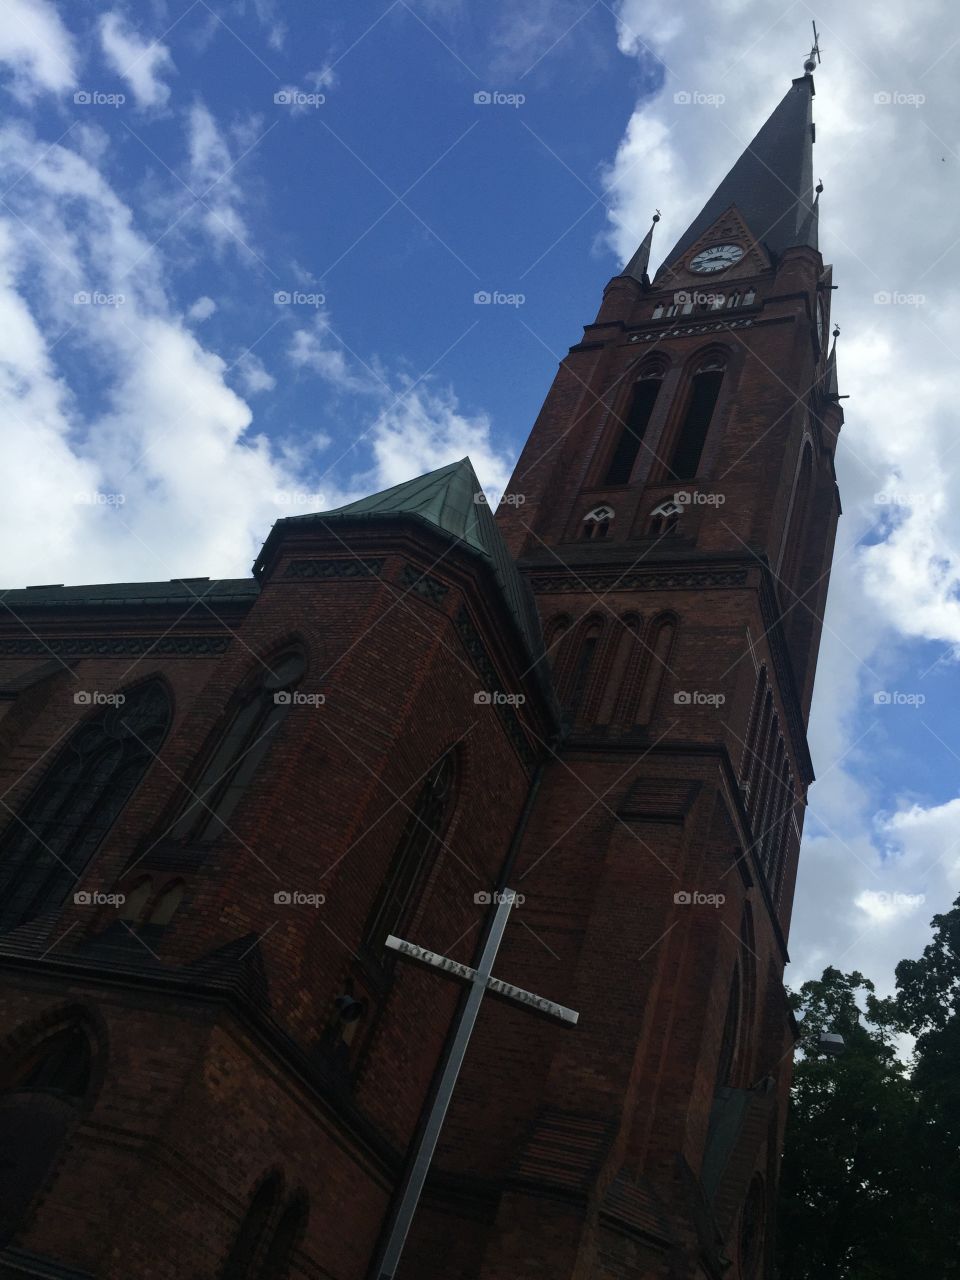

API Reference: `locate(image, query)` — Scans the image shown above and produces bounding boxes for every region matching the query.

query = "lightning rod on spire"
[804,21,822,74]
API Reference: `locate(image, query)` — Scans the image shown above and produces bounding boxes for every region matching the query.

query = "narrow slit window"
[667,364,724,482]
[604,378,662,486]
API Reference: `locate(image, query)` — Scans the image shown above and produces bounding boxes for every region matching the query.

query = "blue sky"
[3,0,960,1003]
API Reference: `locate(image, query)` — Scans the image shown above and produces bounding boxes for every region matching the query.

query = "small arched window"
[169,651,306,844]
[667,355,725,482]
[117,877,153,921]
[0,678,172,933]
[221,1174,282,1280]
[147,881,184,926]
[581,505,614,540]
[603,368,665,486]
[634,614,676,725]
[259,1191,309,1280]
[564,618,604,725]
[363,751,457,957]
[0,1020,94,1245]
[649,500,682,537]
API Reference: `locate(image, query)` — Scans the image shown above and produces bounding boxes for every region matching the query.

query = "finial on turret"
[652,209,661,224]
[815,179,824,197]
[804,20,822,74]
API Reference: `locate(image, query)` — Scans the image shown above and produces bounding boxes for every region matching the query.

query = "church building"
[0,62,842,1280]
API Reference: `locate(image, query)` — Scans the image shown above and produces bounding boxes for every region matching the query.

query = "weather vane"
[804,20,822,74]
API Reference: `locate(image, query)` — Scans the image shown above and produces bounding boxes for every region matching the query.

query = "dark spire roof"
[663,75,818,269]
[622,211,660,283]
[825,326,840,398]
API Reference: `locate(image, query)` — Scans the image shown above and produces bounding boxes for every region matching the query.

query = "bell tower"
[407,66,845,1280]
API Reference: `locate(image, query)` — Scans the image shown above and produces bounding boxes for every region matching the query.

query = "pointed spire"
[662,74,819,270]
[622,210,661,284]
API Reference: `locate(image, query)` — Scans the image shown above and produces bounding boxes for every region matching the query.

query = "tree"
[777,968,924,1278]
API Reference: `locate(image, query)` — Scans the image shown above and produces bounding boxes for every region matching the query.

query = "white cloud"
[99,12,175,110]
[235,350,276,395]
[0,0,78,99]
[188,295,217,322]
[185,103,253,254]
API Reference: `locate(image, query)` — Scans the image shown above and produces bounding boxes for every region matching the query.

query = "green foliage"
[778,903,960,1277]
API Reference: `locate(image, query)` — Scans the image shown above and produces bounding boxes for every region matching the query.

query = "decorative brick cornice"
[399,562,449,606]
[284,557,384,580]
[529,568,749,594]
[0,636,231,657]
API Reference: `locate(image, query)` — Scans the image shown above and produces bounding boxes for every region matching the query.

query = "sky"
[1,0,959,1006]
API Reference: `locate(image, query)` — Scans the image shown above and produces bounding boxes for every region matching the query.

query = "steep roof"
[662,74,818,270]
[268,458,548,680]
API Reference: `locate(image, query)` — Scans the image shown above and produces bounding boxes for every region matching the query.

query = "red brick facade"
[0,74,841,1280]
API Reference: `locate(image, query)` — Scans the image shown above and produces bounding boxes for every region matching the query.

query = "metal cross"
[373,887,578,1279]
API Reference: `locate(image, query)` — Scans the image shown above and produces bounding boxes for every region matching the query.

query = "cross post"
[373,887,578,1279]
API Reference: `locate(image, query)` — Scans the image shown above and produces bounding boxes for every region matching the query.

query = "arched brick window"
[634,614,677,725]
[169,651,305,844]
[260,1191,309,1280]
[0,1020,95,1245]
[603,364,665,485]
[0,678,172,932]
[666,355,725,481]
[362,751,457,956]
[221,1173,282,1280]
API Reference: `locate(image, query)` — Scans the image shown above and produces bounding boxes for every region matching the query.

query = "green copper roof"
[278,457,549,684]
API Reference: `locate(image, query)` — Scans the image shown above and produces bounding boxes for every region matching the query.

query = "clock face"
[689,243,745,273]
